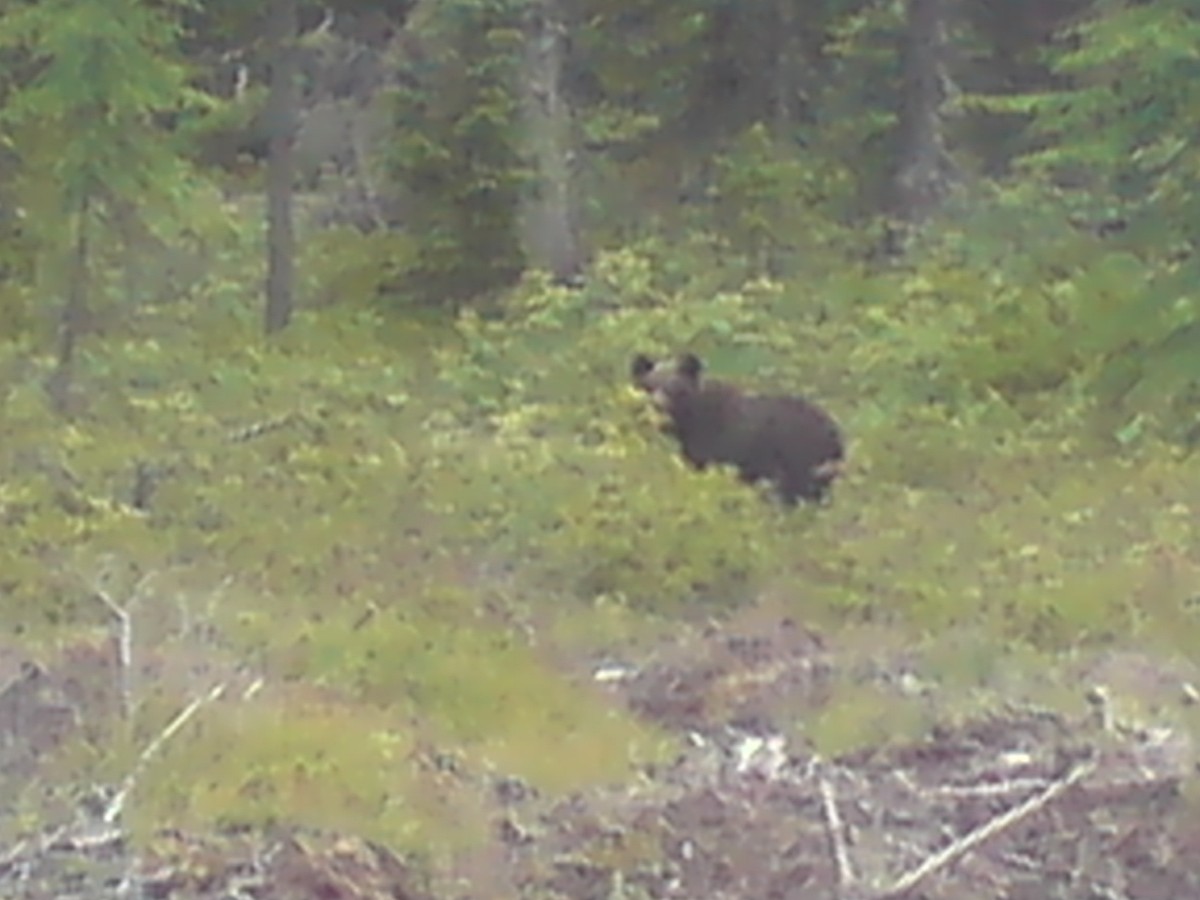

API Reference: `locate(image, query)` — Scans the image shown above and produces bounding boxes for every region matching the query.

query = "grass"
[1,238,1196,856]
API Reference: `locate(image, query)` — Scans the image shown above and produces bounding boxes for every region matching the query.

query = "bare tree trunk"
[264,0,299,335]
[773,0,800,131]
[347,108,385,231]
[47,195,91,415]
[891,0,955,229]
[519,0,584,286]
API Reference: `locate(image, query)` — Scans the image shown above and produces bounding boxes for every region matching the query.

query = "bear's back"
[750,392,844,462]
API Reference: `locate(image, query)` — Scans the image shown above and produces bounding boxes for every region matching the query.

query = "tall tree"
[1011,0,1200,428]
[519,0,583,285]
[1014,0,1200,240]
[0,0,202,412]
[264,0,299,335]
[387,0,527,308]
[890,0,955,228]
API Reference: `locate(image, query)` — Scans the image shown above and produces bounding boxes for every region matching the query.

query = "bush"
[413,251,806,613]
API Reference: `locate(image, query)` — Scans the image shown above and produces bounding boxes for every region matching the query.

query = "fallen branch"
[91,585,133,722]
[875,756,1097,898]
[103,681,227,825]
[819,766,856,894]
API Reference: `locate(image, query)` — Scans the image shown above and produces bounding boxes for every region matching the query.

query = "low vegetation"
[0,2,1197,893]
[2,207,1197,871]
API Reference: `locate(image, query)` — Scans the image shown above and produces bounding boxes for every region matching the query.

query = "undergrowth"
[1,222,1196,853]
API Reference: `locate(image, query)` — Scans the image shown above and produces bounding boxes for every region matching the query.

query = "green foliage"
[6,0,1200,864]
[4,223,1200,854]
[1,293,675,847]
[961,2,1200,433]
[417,252,805,611]
[709,123,855,273]
[0,0,220,359]
[142,696,432,844]
[385,0,529,308]
[807,682,932,758]
[415,237,1197,636]
[425,241,1200,653]
[285,602,669,788]
[572,0,711,120]
[873,185,1200,443]
[172,82,267,176]
[1004,1,1200,215]
[817,0,907,213]
[131,673,663,851]
[0,282,34,340]
[0,0,204,222]
[578,103,662,150]
[417,414,787,612]
[300,226,417,309]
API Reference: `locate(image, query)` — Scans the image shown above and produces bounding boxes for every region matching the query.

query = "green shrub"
[412,251,812,613]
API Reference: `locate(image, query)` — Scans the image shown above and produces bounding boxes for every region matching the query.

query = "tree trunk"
[891,0,955,229]
[773,0,801,131]
[264,0,299,335]
[47,195,91,415]
[518,0,584,286]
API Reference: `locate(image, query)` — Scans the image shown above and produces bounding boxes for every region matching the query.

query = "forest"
[0,0,1198,897]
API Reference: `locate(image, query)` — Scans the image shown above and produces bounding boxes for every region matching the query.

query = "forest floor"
[3,599,1198,900]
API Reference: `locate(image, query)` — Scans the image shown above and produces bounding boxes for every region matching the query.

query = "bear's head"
[630,352,704,417]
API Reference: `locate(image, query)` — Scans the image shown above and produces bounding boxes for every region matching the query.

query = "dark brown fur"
[631,352,845,506]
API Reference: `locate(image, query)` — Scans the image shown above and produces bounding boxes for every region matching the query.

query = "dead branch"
[91,584,133,721]
[875,756,1097,898]
[819,766,856,893]
[103,681,227,825]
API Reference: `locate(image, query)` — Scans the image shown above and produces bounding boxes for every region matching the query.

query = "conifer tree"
[0,0,204,411]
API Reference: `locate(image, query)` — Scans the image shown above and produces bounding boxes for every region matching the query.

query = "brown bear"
[630,352,845,506]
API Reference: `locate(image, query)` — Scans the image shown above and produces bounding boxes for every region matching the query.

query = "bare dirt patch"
[3,616,1198,899]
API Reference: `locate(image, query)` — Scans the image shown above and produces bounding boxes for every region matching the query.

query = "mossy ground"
[1,235,1196,869]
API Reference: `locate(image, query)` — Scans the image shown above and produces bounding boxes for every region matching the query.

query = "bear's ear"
[678,353,703,380]
[631,354,655,380]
